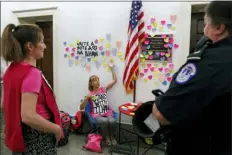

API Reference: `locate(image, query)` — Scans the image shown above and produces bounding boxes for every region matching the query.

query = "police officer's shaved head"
[204,1,232,40]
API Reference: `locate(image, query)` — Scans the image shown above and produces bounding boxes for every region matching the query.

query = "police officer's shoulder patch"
[176,63,197,84]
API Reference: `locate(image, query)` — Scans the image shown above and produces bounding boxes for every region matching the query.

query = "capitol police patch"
[176,63,197,84]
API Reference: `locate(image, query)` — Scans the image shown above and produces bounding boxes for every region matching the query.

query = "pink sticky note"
[174,44,179,49]
[147,64,151,68]
[150,67,154,72]
[148,75,153,80]
[65,47,69,52]
[147,25,152,30]
[158,67,163,72]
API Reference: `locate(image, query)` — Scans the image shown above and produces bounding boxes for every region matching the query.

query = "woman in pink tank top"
[80,64,117,145]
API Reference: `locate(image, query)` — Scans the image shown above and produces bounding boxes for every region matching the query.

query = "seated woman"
[80,64,117,145]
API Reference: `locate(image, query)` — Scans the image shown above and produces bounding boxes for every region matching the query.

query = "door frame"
[12,7,60,106]
[189,2,209,44]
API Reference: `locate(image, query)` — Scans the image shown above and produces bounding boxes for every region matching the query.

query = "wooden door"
[36,21,53,88]
[189,12,205,54]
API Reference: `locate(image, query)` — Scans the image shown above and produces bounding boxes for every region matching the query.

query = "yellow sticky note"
[106,43,111,48]
[162,62,167,66]
[92,57,97,62]
[140,58,145,63]
[102,56,106,61]
[154,81,159,86]
[117,52,122,57]
[107,67,111,72]
[153,71,159,76]
[99,38,104,43]
[164,38,169,43]
[159,27,164,32]
[103,63,108,68]
[109,58,114,63]
[154,63,158,67]
[144,78,148,83]
[152,22,158,28]
[141,63,146,68]
[75,60,78,65]
[169,69,175,74]
[171,26,176,31]
[165,53,171,57]
[148,51,153,55]
[76,40,80,44]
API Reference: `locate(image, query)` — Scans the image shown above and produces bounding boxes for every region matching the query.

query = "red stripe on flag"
[123,1,145,94]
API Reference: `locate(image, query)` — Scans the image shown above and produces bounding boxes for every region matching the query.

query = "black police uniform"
[155,36,232,155]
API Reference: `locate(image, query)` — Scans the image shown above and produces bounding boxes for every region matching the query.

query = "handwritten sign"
[76,41,98,57]
[141,34,173,62]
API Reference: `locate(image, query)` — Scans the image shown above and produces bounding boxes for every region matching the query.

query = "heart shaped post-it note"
[95,61,101,69]
[141,63,146,68]
[111,48,117,57]
[68,59,74,67]
[150,67,154,72]
[159,74,166,82]
[99,38,104,43]
[147,64,151,68]
[105,50,111,57]
[170,15,177,24]
[148,75,153,80]
[94,39,98,44]
[106,43,111,49]
[144,78,148,83]
[140,73,144,77]
[116,41,122,49]
[117,52,122,57]
[150,17,156,23]
[144,69,148,73]
[99,46,103,51]
[75,60,78,65]
[161,20,166,26]
[147,25,152,30]
[152,22,158,28]
[86,64,91,73]
[92,57,97,62]
[106,33,111,42]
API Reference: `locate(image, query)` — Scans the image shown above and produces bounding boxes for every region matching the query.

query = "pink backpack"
[83,133,102,153]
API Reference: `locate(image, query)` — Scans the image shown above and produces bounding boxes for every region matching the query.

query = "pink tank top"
[89,87,113,118]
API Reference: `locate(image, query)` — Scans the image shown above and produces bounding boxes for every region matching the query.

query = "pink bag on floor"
[83,133,102,153]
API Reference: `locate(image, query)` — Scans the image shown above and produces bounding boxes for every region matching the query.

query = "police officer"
[152,1,232,155]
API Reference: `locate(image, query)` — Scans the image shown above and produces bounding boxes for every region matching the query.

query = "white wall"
[1,2,201,124]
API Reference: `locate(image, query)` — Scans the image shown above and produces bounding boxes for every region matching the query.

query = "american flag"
[123,0,145,94]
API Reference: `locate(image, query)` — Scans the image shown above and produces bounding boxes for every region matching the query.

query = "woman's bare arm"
[21,92,60,133]
[105,66,117,91]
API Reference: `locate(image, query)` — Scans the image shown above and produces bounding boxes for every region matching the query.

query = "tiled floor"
[0,112,164,155]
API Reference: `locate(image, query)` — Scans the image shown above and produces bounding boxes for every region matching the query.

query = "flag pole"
[133,81,136,102]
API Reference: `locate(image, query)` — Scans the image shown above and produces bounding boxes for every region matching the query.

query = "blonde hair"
[88,75,99,91]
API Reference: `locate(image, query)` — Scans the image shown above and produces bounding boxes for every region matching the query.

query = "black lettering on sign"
[93,94,109,114]
[76,41,98,57]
